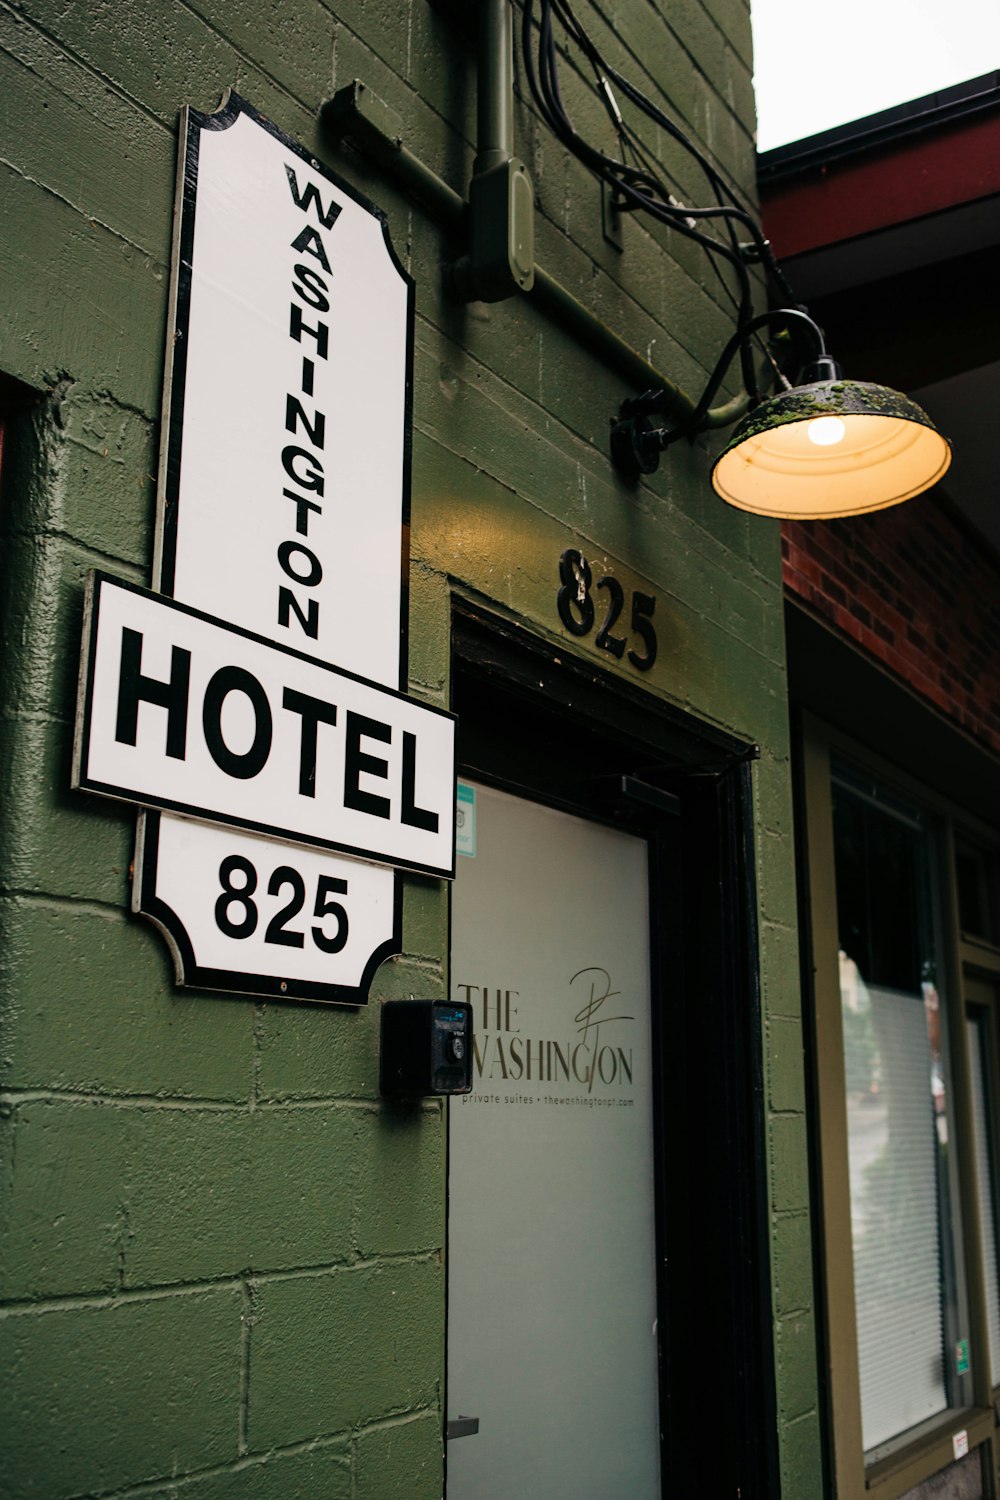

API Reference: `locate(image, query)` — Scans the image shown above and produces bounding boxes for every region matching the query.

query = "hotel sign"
[74,93,454,1003]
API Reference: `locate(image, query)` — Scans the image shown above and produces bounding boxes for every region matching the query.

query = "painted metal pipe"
[320,84,750,433]
[477,0,514,172]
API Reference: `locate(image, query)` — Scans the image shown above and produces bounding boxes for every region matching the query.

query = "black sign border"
[137,91,418,1005]
[135,809,403,1006]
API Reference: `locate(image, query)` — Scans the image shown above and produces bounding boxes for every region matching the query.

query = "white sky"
[750,0,1000,152]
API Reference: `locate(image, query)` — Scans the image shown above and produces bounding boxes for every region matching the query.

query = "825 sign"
[215,855,349,952]
[556,549,657,671]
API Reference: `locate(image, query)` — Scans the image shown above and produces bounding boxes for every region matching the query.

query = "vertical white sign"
[137,93,416,1003]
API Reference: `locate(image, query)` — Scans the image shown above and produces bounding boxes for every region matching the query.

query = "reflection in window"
[834,773,964,1453]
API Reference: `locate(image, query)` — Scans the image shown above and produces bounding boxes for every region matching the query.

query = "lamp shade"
[711,380,951,519]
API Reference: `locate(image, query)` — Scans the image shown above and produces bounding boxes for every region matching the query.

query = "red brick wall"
[782,497,1000,757]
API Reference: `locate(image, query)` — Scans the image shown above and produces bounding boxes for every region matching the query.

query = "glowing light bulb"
[807,415,847,447]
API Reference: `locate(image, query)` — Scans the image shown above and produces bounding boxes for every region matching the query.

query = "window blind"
[845,985,947,1451]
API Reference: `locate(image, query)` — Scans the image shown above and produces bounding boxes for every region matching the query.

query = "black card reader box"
[380,999,474,1097]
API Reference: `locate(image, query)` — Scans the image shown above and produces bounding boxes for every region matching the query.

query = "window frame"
[800,711,1000,1499]
[965,984,1000,1397]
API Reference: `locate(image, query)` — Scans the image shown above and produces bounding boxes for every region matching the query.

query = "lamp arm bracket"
[688,308,828,433]
[610,309,827,483]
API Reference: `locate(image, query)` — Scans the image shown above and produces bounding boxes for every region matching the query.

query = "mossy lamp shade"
[711,380,952,519]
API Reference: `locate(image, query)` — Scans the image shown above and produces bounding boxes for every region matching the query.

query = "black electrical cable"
[536,0,753,262]
[569,8,800,307]
[686,308,827,432]
[522,0,759,392]
[526,3,747,262]
[520,0,807,402]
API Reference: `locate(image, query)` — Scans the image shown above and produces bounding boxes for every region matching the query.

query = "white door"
[447,781,662,1499]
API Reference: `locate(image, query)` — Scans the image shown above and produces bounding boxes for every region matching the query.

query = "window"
[832,770,969,1457]
[801,718,1000,1500]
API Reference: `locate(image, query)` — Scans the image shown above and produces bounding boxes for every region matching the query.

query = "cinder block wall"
[783,501,1000,755]
[0,3,822,1495]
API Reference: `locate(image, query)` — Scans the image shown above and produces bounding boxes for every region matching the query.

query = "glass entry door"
[446,781,662,1499]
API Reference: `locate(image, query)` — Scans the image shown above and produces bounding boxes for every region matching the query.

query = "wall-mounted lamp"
[328,5,954,521]
[611,310,951,518]
[711,375,951,520]
[520,2,952,520]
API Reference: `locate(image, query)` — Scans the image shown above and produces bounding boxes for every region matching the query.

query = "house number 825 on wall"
[556,549,657,671]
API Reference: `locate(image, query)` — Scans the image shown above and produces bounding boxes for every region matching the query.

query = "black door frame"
[446,598,780,1499]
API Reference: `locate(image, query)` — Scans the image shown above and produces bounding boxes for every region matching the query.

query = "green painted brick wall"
[0,1,822,1495]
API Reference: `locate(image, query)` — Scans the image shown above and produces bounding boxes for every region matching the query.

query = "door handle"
[446,1416,480,1440]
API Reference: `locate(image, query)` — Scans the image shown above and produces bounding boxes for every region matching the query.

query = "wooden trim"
[961,938,1000,980]
[801,717,866,1498]
[940,819,994,1424]
[865,1408,994,1497]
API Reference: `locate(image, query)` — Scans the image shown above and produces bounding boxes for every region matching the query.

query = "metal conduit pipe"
[320,81,751,435]
[531,265,749,429]
[450,0,535,302]
[478,0,514,170]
